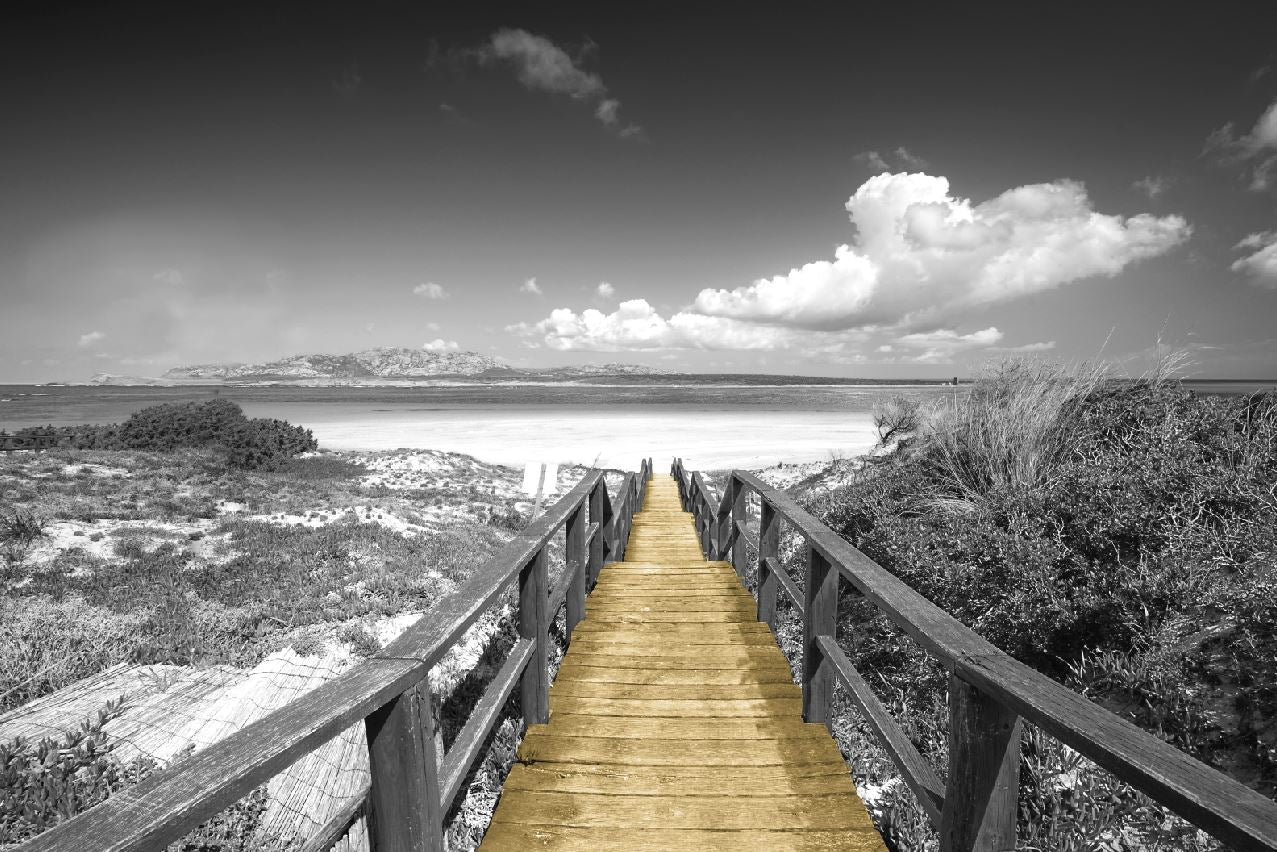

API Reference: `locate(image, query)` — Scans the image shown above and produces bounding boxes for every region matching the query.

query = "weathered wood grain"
[519,548,550,726]
[802,545,837,728]
[519,733,841,767]
[939,675,1020,851]
[365,679,444,851]
[523,715,827,740]
[554,663,794,685]
[489,790,869,831]
[565,505,586,637]
[481,825,884,852]
[817,635,945,824]
[440,639,533,809]
[549,680,802,701]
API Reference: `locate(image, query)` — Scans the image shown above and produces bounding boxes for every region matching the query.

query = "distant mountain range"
[89,348,673,385]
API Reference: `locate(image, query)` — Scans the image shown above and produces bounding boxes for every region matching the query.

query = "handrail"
[18,463,651,852]
[672,460,1277,852]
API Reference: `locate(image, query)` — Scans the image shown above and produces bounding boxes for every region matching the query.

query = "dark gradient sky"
[3,1,1276,381]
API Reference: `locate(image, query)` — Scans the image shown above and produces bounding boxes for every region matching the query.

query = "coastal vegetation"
[0,440,585,848]
[790,361,1277,848]
[14,399,317,471]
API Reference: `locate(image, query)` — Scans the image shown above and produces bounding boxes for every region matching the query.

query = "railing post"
[802,543,837,727]
[699,498,712,558]
[364,679,444,851]
[588,483,604,585]
[715,478,733,562]
[940,675,1021,851]
[599,482,615,566]
[730,476,747,577]
[757,499,779,633]
[565,504,586,639]
[519,548,549,724]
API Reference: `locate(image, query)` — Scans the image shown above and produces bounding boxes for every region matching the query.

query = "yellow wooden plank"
[549,696,803,717]
[554,663,794,685]
[570,621,770,637]
[564,650,790,670]
[481,824,884,852]
[519,732,843,767]
[488,791,871,831]
[583,611,757,623]
[503,761,853,795]
[524,715,823,740]
[550,680,802,701]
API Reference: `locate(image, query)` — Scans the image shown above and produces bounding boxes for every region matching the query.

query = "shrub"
[17,400,317,471]
[812,358,1277,836]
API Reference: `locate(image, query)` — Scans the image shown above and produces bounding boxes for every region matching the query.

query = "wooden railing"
[672,458,1277,852]
[0,430,60,452]
[17,458,653,852]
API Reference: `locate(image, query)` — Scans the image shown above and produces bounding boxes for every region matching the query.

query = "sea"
[0,379,1271,471]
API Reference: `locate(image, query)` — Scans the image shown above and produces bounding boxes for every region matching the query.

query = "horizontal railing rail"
[672,458,1277,852]
[17,458,653,852]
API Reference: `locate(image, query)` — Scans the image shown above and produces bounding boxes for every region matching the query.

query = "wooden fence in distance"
[16,459,653,852]
[672,458,1277,852]
[0,430,60,452]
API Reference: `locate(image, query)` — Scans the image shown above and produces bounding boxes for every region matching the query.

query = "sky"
[3,1,1277,382]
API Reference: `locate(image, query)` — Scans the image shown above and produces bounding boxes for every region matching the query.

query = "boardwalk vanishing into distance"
[14,459,1277,852]
[481,475,884,850]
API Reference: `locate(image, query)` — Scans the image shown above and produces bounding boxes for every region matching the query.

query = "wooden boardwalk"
[482,475,885,850]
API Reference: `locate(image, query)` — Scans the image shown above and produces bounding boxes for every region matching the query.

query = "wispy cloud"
[476,29,642,137]
[596,281,615,298]
[1204,98,1277,192]
[422,338,459,351]
[1133,175,1173,199]
[413,282,449,299]
[78,331,105,348]
[333,61,361,97]
[1231,231,1277,288]
[512,171,1190,360]
[855,146,929,173]
[992,340,1057,353]
[152,268,185,286]
[520,277,543,296]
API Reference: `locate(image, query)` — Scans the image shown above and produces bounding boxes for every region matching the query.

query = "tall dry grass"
[918,358,1109,509]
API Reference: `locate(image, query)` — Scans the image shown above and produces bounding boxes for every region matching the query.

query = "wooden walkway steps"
[482,476,885,850]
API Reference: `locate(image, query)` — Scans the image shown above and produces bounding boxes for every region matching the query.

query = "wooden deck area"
[482,476,885,850]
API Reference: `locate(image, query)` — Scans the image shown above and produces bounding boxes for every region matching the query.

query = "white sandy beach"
[298,407,879,470]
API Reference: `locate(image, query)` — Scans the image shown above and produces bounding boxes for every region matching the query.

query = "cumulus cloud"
[1205,99,1277,192]
[508,299,795,351]
[153,268,185,286]
[511,172,1189,358]
[78,331,105,348]
[1231,231,1277,288]
[692,172,1190,331]
[520,277,543,296]
[479,29,642,137]
[596,281,615,298]
[1133,175,1172,199]
[413,282,449,299]
[422,338,460,351]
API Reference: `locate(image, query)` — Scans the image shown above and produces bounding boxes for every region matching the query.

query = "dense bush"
[0,698,269,849]
[810,362,1277,842]
[17,400,316,470]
